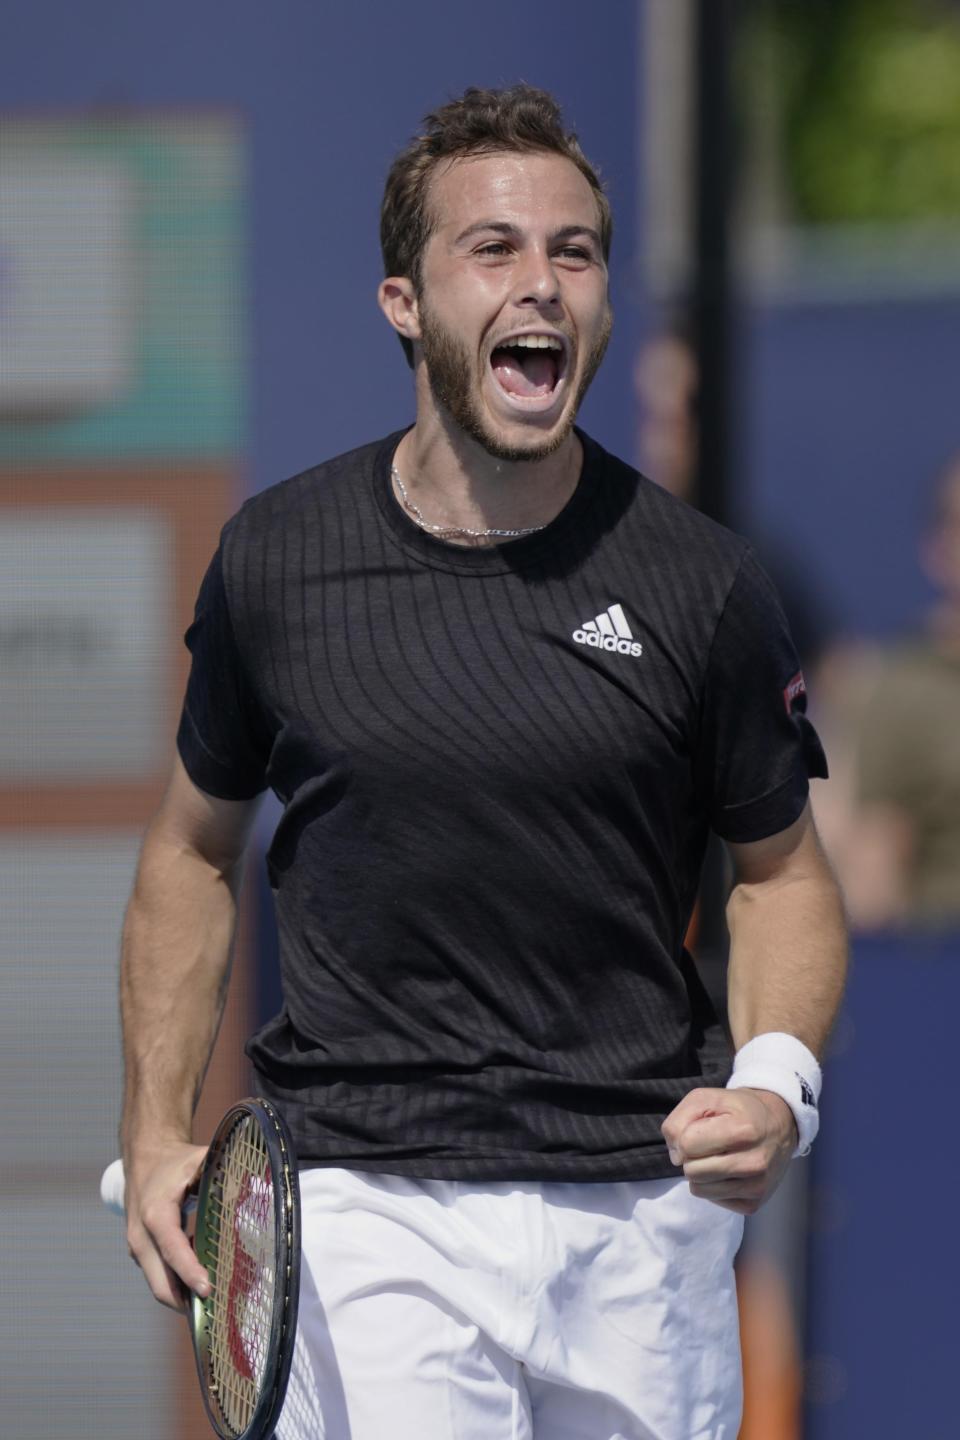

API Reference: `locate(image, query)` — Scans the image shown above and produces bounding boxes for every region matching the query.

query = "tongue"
[491,347,557,397]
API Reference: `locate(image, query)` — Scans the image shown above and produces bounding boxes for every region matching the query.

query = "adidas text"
[573,630,643,657]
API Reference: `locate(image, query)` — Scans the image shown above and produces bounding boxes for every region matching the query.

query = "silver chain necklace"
[391,464,546,540]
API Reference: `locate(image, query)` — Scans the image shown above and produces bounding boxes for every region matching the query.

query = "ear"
[378,276,422,343]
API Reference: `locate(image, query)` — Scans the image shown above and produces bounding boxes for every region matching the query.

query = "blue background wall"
[805,933,958,1438]
[744,297,960,641]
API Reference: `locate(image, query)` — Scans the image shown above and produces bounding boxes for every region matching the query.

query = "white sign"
[0,510,172,780]
[0,154,137,410]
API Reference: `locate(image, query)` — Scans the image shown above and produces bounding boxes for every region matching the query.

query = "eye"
[474,241,511,257]
[556,245,593,263]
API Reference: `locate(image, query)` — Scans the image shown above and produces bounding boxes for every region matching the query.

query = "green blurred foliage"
[741,0,960,223]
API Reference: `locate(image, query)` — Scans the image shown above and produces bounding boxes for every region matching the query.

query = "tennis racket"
[102,1097,301,1440]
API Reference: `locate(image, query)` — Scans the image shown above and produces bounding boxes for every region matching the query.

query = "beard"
[417,299,613,464]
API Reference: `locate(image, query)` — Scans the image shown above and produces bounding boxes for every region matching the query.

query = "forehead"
[426,150,601,238]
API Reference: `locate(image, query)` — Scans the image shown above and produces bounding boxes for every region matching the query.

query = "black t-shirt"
[177,429,827,1181]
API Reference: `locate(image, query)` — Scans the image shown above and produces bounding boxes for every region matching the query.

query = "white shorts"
[275,1169,744,1440]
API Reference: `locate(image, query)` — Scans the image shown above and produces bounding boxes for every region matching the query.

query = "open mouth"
[489,334,568,404]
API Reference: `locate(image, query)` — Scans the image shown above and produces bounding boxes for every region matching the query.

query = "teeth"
[506,335,562,350]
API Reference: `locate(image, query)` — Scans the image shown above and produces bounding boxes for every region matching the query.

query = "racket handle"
[101,1158,126,1215]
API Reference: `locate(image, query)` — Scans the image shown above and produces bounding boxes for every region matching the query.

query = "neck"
[393,409,582,547]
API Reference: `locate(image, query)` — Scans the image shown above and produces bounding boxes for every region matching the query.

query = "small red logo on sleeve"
[783,670,806,713]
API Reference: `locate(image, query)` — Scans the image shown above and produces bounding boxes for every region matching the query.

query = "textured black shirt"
[177,429,827,1181]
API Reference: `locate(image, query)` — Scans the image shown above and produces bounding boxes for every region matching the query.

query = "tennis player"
[120,85,847,1439]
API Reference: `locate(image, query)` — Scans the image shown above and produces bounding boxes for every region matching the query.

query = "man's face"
[413,151,612,462]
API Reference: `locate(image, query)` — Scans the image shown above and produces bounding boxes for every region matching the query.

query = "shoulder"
[220,430,402,565]
[581,430,752,586]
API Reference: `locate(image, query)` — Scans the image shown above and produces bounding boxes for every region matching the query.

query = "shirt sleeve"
[175,542,272,800]
[697,547,828,843]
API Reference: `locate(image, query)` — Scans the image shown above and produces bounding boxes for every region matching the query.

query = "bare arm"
[120,753,263,1307]
[662,802,848,1213]
[725,801,847,1056]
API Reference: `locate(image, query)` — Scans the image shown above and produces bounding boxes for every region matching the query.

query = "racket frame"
[190,1097,300,1440]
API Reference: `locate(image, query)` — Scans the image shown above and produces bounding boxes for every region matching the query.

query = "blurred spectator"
[847,454,960,930]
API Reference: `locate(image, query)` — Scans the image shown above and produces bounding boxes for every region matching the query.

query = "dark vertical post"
[692,0,738,958]
[692,0,735,526]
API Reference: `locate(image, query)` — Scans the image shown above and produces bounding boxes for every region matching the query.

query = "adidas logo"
[572,603,643,658]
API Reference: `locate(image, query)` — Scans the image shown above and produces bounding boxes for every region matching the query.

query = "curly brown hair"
[381,84,612,366]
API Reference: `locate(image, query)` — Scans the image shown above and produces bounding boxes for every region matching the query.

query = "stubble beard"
[418,299,613,465]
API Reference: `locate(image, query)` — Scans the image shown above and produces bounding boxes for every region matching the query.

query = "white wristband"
[726,1032,822,1157]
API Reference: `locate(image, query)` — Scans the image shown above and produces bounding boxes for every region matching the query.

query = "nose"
[511,245,561,308]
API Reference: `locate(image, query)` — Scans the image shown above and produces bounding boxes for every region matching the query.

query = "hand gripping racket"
[102,1098,301,1440]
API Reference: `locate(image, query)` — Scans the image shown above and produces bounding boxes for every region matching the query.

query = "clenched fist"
[661,1087,797,1215]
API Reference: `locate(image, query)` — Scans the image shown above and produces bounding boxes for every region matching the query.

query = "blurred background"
[2,2,957,1435]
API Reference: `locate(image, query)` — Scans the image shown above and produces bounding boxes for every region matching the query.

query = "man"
[121,86,847,1439]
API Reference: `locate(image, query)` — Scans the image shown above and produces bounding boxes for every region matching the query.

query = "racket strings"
[202,1116,277,1436]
